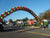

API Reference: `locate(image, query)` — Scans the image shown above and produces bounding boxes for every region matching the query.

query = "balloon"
[9,9,11,11]
[19,6,21,9]
[13,7,16,11]
[0,18,2,21]
[10,10,13,13]
[1,14,4,18]
[31,12,32,14]
[18,6,20,9]
[4,15,6,17]
[1,17,3,20]
[16,6,18,10]
[11,8,15,11]
[6,10,8,12]
[2,13,5,15]
[4,12,8,16]
[0,6,41,24]
[8,12,10,15]
[14,7,17,10]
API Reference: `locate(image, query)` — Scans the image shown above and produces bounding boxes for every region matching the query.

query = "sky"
[0,0,50,21]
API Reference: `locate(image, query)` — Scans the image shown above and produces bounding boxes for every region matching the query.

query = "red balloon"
[18,6,20,9]
[11,8,14,11]
[0,18,2,21]
[10,11,12,14]
[21,6,23,9]
[1,14,5,18]
[5,12,8,16]
[14,7,17,10]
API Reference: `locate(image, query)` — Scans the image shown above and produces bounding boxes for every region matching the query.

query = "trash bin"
[48,24,50,29]
[48,20,50,29]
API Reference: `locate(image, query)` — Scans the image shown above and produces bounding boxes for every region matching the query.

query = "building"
[17,21,23,24]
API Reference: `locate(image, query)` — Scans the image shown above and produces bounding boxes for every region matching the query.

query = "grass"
[21,23,41,27]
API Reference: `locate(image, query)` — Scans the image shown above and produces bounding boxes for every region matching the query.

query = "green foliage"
[22,24,30,27]
[44,22,48,25]
[9,19,13,23]
[25,24,30,26]
[23,17,28,22]
[1,20,7,24]
[36,23,41,27]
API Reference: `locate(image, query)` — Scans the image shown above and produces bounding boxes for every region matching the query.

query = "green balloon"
[9,9,11,11]
[2,13,5,15]
[6,10,8,12]
[0,16,1,18]
[2,13,4,14]
[4,15,6,17]
[1,17,3,19]
[8,12,10,14]
[19,6,21,9]
[17,8,18,9]
[20,7,21,9]
[11,10,13,13]
[33,14,34,16]
[31,12,32,13]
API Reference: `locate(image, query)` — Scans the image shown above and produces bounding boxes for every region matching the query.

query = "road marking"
[26,31,50,36]
[13,30,24,32]
[14,30,50,36]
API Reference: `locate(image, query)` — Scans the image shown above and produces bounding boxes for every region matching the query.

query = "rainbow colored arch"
[0,6,41,24]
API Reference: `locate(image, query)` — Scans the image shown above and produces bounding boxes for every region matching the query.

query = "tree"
[1,20,7,24]
[23,17,28,22]
[9,19,13,23]
[14,17,29,22]
[30,19,33,21]
[43,9,50,20]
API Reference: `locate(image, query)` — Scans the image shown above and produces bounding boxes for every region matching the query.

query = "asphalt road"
[0,28,50,38]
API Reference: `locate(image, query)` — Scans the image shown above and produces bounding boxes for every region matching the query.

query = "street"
[0,27,50,38]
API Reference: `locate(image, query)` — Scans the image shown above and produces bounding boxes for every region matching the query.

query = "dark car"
[0,24,4,32]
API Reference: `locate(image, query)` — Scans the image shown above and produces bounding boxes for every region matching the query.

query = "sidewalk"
[25,26,40,29]
[21,26,40,31]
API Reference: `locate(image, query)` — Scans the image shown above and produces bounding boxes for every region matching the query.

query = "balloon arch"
[0,6,41,24]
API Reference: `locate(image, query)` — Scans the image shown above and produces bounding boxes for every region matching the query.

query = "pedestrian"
[46,24,48,29]
[42,21,44,30]
[44,25,46,29]
[24,23,25,27]
[34,22,37,26]
[40,21,43,28]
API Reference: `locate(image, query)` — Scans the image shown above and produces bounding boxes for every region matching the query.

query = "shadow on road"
[3,27,24,32]
[1,27,40,32]
[3,29,18,32]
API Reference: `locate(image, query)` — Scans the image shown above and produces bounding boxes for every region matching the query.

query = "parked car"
[0,23,4,32]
